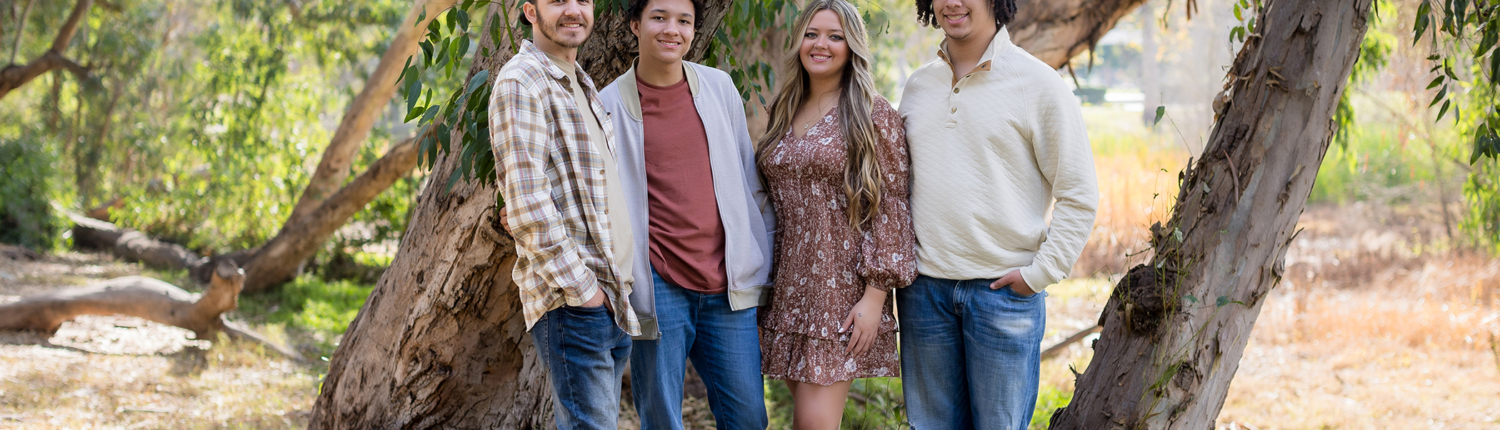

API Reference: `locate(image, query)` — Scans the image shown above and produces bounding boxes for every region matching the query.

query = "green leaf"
[1431,86,1447,107]
[1414,1,1432,45]
[1427,75,1444,89]
[1172,228,1184,243]
[405,78,423,113]
[1491,47,1500,86]
[466,69,491,95]
[1437,99,1452,121]
[435,38,451,68]
[396,56,414,84]
[455,36,471,65]
[420,40,434,64]
[1183,294,1198,304]
[1234,4,1243,21]
[1216,296,1230,307]
[405,105,427,123]
[456,8,471,32]
[1153,105,1166,126]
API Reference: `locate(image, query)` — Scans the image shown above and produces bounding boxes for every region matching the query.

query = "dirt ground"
[3,201,1498,429]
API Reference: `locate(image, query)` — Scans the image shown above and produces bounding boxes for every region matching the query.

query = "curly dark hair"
[914,0,1016,30]
[626,0,705,30]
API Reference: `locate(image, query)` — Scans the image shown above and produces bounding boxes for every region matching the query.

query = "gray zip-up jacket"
[598,60,776,340]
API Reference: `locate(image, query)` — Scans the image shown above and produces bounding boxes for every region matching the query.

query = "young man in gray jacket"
[599,0,775,428]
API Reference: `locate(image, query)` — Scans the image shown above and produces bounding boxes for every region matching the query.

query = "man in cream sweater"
[896,0,1099,428]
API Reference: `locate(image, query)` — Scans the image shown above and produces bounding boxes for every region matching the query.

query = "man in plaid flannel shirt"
[489,0,638,428]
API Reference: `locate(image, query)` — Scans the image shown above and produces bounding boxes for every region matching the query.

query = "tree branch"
[0,0,93,100]
[283,0,455,227]
[243,136,422,293]
[51,0,93,52]
[0,50,89,99]
[10,0,36,64]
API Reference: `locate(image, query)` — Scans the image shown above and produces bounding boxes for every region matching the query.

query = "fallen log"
[0,260,302,360]
[1041,324,1103,361]
[67,212,255,284]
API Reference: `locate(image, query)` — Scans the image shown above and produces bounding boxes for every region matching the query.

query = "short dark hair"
[914,0,1016,30]
[626,0,706,30]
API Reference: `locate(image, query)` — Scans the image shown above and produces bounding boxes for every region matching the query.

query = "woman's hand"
[841,286,887,357]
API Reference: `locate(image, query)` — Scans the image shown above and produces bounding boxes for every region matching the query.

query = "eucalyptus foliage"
[401,0,801,192]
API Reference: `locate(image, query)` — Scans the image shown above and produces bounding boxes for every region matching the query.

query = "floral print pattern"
[758,96,917,385]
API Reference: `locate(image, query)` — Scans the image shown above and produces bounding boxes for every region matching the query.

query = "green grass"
[1310,93,1464,205]
[1030,383,1073,429]
[236,275,374,358]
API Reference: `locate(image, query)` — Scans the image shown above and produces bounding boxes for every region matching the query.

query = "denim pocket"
[998,286,1046,301]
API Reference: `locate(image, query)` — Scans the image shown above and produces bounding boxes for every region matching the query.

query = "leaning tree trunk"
[1012,0,1148,69]
[307,0,1157,427]
[306,1,730,427]
[1050,0,1373,428]
[283,0,456,225]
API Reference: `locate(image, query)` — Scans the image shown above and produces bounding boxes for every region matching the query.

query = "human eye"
[831,34,844,41]
[804,32,817,39]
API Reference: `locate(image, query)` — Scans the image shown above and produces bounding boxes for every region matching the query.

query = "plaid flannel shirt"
[489,40,640,336]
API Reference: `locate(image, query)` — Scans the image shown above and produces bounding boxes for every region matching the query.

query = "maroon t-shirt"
[638,76,728,294]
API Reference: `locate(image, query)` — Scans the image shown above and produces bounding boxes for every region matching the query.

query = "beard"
[534,11,590,49]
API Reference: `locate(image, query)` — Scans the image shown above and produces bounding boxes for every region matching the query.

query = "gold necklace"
[802,94,837,132]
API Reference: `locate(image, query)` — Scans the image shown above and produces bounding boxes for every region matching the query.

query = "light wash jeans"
[896,274,1048,430]
[630,268,767,430]
[530,304,633,430]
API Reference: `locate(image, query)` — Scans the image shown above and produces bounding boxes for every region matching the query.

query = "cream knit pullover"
[898,28,1099,291]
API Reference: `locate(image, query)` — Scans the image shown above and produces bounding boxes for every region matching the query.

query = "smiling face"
[525,0,595,51]
[934,0,997,42]
[798,9,850,84]
[631,0,696,68]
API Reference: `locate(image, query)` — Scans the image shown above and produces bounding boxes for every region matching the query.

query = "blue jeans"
[630,268,767,430]
[530,303,633,430]
[896,274,1048,430]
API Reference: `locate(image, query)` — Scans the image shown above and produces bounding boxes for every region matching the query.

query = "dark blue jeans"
[530,303,633,430]
[896,274,1048,430]
[630,268,767,430]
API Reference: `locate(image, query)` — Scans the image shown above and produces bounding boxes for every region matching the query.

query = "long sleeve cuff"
[564,280,601,307]
[1018,263,1060,293]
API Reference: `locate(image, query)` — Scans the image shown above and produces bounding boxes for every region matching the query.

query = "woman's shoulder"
[869,95,901,122]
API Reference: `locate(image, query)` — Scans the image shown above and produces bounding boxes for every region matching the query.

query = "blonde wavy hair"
[755,0,884,230]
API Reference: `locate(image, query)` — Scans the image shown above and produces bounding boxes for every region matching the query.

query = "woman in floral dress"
[754,0,917,428]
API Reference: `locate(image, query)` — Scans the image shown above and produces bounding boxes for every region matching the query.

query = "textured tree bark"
[0,261,301,359]
[284,0,457,225]
[1050,1,1373,428]
[0,0,92,100]
[243,136,421,293]
[307,1,730,427]
[1011,0,1148,69]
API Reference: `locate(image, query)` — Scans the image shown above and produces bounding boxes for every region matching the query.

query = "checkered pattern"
[489,40,639,336]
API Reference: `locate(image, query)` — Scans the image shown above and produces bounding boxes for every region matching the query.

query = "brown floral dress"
[758,96,917,386]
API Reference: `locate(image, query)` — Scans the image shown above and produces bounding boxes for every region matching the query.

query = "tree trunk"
[242,136,421,293]
[307,1,729,427]
[307,0,1165,426]
[0,0,91,100]
[1050,1,1373,428]
[1012,0,1148,69]
[283,0,456,225]
[1138,2,1160,126]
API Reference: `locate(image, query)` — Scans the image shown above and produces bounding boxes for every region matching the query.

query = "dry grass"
[0,252,319,429]
[1035,111,1500,428]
